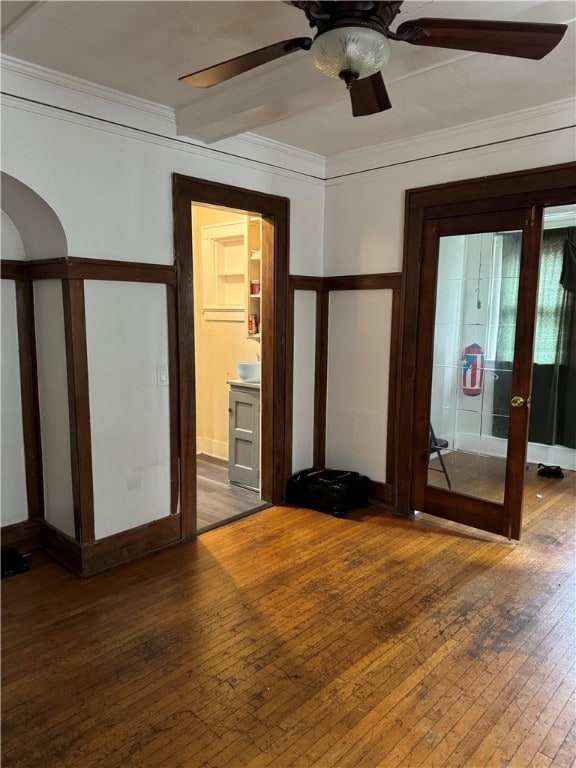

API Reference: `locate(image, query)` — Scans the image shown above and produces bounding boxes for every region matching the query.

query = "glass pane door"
[427,230,522,503]
[412,207,542,539]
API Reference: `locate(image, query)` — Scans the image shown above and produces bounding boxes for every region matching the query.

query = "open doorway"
[191,203,266,530]
[172,174,292,540]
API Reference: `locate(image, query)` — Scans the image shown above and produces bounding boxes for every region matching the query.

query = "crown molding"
[1,91,325,188]
[0,55,325,183]
[325,99,576,180]
[218,132,326,179]
[0,54,175,133]
[2,54,573,184]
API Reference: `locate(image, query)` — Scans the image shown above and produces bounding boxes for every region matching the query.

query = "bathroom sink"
[236,361,260,383]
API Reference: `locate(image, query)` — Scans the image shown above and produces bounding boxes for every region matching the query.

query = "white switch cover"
[156,364,169,386]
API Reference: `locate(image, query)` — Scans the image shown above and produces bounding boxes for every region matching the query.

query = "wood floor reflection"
[428,450,510,502]
[196,455,264,531]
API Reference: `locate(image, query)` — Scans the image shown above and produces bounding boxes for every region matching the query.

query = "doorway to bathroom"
[192,203,265,530]
[172,174,291,539]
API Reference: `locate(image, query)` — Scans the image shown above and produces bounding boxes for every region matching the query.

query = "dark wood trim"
[313,290,329,468]
[39,515,181,577]
[289,275,324,291]
[167,285,180,516]
[1,260,27,280]
[284,282,295,485]
[386,288,401,485]
[395,205,424,517]
[62,280,95,544]
[40,521,83,576]
[27,258,176,284]
[82,515,181,577]
[1,520,41,553]
[423,487,505,537]
[172,173,291,524]
[407,162,576,210]
[368,480,393,509]
[15,280,44,524]
[323,273,402,291]
[172,180,196,539]
[25,259,68,280]
[505,207,544,541]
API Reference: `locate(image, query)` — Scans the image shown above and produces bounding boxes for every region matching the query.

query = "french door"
[411,208,543,539]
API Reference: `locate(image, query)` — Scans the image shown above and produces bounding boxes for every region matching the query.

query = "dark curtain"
[493,227,576,448]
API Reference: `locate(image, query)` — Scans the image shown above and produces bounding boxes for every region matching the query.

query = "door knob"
[510,396,525,408]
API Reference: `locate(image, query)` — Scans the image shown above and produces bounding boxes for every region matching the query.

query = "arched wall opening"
[1,172,71,545]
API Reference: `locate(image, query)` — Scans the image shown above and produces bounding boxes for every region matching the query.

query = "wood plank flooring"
[197,456,263,531]
[2,470,575,767]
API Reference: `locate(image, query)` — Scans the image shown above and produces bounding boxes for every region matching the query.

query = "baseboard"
[39,515,182,577]
[40,521,83,575]
[369,481,393,509]
[1,520,41,553]
[82,514,182,577]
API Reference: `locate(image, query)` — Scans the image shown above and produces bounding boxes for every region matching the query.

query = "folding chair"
[429,425,452,490]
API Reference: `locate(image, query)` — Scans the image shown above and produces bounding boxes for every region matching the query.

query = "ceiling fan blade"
[179,37,313,88]
[350,72,392,117]
[396,18,567,60]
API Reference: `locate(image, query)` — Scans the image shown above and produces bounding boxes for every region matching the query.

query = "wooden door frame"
[172,174,291,539]
[395,161,576,527]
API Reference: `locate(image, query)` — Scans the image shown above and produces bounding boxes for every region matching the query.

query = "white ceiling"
[1,0,575,156]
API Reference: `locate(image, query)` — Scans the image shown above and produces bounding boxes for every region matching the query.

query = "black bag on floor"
[286,467,370,518]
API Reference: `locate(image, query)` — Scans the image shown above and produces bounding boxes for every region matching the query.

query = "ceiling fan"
[178,1,567,117]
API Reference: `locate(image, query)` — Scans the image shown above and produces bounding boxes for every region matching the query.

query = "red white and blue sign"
[461,343,485,396]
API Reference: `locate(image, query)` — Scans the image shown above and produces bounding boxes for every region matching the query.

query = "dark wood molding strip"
[1,520,41,553]
[323,274,402,292]
[369,481,393,509]
[284,283,295,493]
[15,280,44,524]
[40,521,83,576]
[82,515,181,577]
[289,275,324,292]
[172,178,196,540]
[1,260,27,280]
[313,290,329,468]
[27,258,177,284]
[62,279,95,544]
[289,274,403,293]
[167,285,180,516]
[386,288,401,486]
[407,161,576,209]
[395,203,424,517]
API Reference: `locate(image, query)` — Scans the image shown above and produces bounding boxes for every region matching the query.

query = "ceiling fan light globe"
[311,26,392,80]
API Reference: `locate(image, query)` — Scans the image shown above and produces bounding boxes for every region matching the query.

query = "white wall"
[85,281,171,539]
[1,275,28,526]
[34,280,75,537]
[1,210,26,260]
[326,290,391,480]
[292,291,317,470]
[323,116,575,481]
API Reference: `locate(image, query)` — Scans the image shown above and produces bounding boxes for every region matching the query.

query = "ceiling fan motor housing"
[300,1,404,84]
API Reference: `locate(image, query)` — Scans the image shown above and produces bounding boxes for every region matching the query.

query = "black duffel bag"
[286,467,370,518]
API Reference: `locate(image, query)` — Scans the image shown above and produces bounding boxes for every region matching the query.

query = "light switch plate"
[156,364,169,386]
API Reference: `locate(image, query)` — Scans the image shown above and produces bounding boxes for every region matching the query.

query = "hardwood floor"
[428,451,508,503]
[197,455,264,531]
[2,471,575,767]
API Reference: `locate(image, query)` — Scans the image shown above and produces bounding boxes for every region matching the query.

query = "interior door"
[412,208,543,539]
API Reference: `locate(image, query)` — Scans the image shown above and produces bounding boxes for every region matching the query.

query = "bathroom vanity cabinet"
[227,381,260,491]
